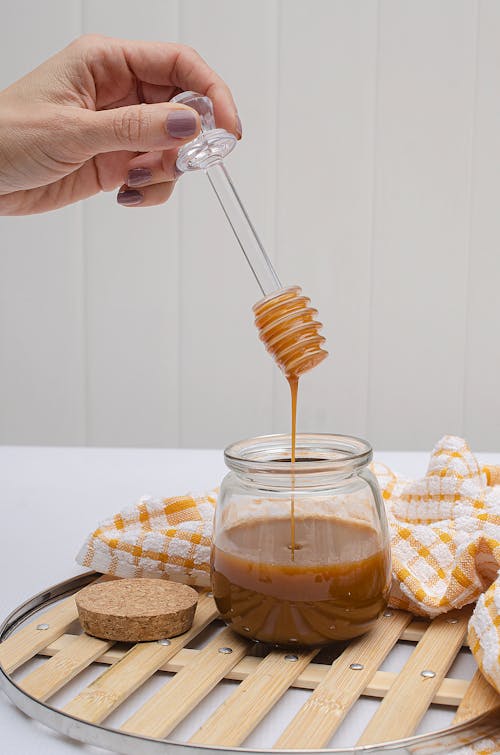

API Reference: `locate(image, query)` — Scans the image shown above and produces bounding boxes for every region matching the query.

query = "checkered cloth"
[375,435,500,700]
[77,492,216,587]
[76,435,500,711]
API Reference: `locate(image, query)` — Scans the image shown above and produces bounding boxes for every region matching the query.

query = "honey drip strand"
[289,376,298,559]
[253,286,328,560]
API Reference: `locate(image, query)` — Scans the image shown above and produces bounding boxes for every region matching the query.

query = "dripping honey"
[289,375,298,555]
[211,287,391,647]
[253,286,328,555]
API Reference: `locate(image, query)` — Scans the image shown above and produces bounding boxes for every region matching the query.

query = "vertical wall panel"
[274,0,379,438]
[82,1,182,447]
[463,0,500,449]
[2,1,500,451]
[0,1,85,445]
[367,0,478,449]
[177,0,278,446]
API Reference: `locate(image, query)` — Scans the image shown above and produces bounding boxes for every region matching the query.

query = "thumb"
[75,102,201,155]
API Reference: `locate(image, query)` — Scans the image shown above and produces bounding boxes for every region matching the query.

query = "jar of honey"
[211,433,391,648]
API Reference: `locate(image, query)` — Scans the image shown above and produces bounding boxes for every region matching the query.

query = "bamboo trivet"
[0,573,499,754]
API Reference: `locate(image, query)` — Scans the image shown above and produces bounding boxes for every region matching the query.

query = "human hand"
[0,35,241,215]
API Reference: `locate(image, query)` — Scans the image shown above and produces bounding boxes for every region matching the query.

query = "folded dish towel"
[77,492,216,587]
[77,435,500,701]
[373,436,500,698]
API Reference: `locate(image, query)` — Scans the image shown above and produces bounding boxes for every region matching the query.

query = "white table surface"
[1,445,498,754]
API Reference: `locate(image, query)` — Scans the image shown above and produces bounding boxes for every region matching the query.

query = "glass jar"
[211,433,391,648]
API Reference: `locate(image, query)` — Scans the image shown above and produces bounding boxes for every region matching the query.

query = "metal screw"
[349,663,364,671]
[36,623,50,631]
[446,618,458,624]
[284,654,299,662]
[420,669,436,678]
[218,647,233,654]
[383,611,393,618]
[207,592,213,598]
[157,638,171,646]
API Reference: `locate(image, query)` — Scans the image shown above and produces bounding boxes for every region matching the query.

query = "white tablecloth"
[1,446,498,754]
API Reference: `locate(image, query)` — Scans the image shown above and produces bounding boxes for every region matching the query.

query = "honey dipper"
[172,91,328,379]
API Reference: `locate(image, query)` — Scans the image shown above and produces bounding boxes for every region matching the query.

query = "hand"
[0,35,241,215]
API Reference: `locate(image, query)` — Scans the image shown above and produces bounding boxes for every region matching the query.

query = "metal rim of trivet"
[0,573,498,755]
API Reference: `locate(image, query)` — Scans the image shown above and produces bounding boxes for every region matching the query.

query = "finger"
[116,180,176,208]
[77,102,201,155]
[137,82,242,139]
[139,82,177,104]
[166,45,240,137]
[109,39,241,138]
[125,150,180,187]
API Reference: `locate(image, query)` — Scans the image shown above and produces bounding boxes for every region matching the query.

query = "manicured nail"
[166,110,198,139]
[235,113,242,139]
[117,189,143,206]
[127,168,152,187]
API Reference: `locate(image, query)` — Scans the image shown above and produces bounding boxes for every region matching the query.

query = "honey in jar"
[212,434,392,648]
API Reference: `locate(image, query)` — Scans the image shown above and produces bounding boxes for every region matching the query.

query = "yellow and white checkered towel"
[374,435,500,698]
[77,435,500,705]
[77,492,217,587]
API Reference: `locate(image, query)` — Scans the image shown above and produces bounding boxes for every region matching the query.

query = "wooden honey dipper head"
[253,286,328,378]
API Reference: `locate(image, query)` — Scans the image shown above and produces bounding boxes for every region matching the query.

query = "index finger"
[118,39,240,138]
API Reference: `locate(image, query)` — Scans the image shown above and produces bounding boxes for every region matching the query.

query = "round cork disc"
[76,579,198,642]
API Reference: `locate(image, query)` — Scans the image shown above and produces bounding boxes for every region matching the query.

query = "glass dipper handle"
[171,91,281,296]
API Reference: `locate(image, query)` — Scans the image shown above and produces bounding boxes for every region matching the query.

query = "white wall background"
[1,0,499,451]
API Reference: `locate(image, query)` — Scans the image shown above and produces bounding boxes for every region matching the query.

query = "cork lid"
[76,578,199,642]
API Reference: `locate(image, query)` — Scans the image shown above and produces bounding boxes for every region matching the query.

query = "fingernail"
[235,113,242,139]
[127,168,152,187]
[166,109,198,139]
[117,189,143,206]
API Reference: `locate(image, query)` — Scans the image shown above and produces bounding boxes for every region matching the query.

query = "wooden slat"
[121,626,249,738]
[357,608,471,744]
[190,648,318,746]
[0,597,78,674]
[38,636,470,704]
[368,670,468,707]
[63,594,217,724]
[453,669,500,724]
[20,634,113,702]
[38,636,470,706]
[275,610,411,749]
[38,617,470,662]
[402,618,468,647]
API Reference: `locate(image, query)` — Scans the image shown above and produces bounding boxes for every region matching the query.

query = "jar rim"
[224,433,372,476]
